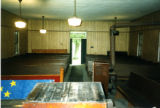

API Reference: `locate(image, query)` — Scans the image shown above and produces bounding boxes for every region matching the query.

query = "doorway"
[137,32,143,57]
[70,32,87,65]
[158,32,160,62]
[14,31,20,55]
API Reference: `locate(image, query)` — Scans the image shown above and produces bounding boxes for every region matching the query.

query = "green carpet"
[64,64,91,82]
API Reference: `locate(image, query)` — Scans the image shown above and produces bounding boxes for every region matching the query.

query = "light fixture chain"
[20,3,22,17]
[19,0,22,18]
[42,16,44,29]
[114,17,117,27]
[74,0,76,16]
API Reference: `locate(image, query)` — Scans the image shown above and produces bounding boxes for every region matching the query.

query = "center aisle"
[64,64,91,82]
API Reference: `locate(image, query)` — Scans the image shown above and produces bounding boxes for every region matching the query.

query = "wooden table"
[24,82,107,108]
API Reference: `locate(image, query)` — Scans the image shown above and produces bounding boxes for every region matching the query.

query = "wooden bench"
[1,67,64,82]
[93,61,109,96]
[1,54,70,82]
[32,49,67,54]
[118,72,160,107]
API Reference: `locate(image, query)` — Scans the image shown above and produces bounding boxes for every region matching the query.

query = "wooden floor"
[115,86,134,108]
[1,100,25,108]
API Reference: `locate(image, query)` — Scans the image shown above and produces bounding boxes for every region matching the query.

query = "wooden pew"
[1,67,64,82]
[118,72,160,107]
[1,54,70,82]
[32,49,67,54]
[93,61,109,96]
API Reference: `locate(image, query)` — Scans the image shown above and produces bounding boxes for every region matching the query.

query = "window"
[14,31,20,55]
[158,32,160,62]
[137,32,143,57]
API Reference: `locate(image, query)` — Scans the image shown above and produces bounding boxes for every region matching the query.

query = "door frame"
[81,39,87,64]
[14,31,20,56]
[69,32,87,64]
[158,32,160,62]
[137,32,143,57]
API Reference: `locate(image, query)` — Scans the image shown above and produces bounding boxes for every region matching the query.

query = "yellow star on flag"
[4,91,11,97]
[1,87,3,91]
[10,80,16,87]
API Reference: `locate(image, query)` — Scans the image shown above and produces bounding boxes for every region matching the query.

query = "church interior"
[1,0,160,107]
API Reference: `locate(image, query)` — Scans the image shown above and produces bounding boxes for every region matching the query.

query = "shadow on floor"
[64,64,91,82]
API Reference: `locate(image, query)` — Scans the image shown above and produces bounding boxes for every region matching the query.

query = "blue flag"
[1,80,54,99]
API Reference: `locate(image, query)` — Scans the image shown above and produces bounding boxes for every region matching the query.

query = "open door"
[81,39,86,64]
[72,38,81,65]
[70,39,72,64]
[70,32,87,65]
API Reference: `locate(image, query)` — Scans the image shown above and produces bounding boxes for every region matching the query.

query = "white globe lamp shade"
[40,29,47,34]
[68,17,81,26]
[15,21,26,28]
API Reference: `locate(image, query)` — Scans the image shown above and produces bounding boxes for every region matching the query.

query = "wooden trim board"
[32,49,67,54]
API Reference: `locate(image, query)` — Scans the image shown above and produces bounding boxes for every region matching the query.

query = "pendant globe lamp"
[40,16,47,34]
[15,0,26,28]
[68,0,81,26]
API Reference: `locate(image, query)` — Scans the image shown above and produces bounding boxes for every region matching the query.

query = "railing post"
[110,28,115,70]
[60,67,64,82]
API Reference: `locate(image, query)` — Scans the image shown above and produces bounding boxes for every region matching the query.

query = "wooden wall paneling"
[129,11,160,62]
[28,19,129,55]
[31,32,41,49]
[106,32,111,53]
[1,27,5,57]
[1,27,7,58]
[1,27,15,58]
[40,33,48,49]
[28,20,114,32]
[96,32,108,55]
[1,10,28,59]
[87,32,97,54]
[60,32,70,51]
[28,31,32,53]
[115,32,129,52]
[48,32,56,49]
[87,32,109,55]
[28,20,41,30]
[129,31,138,56]
[142,29,159,62]
[9,28,15,57]
[19,30,28,54]
[48,32,63,49]
[94,32,99,55]
[57,32,65,49]
[28,31,70,53]
[86,32,91,54]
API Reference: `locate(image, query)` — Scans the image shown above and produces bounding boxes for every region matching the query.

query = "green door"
[81,39,86,64]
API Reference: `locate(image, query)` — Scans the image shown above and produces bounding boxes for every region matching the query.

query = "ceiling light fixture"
[40,16,47,34]
[68,0,81,26]
[15,0,26,28]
